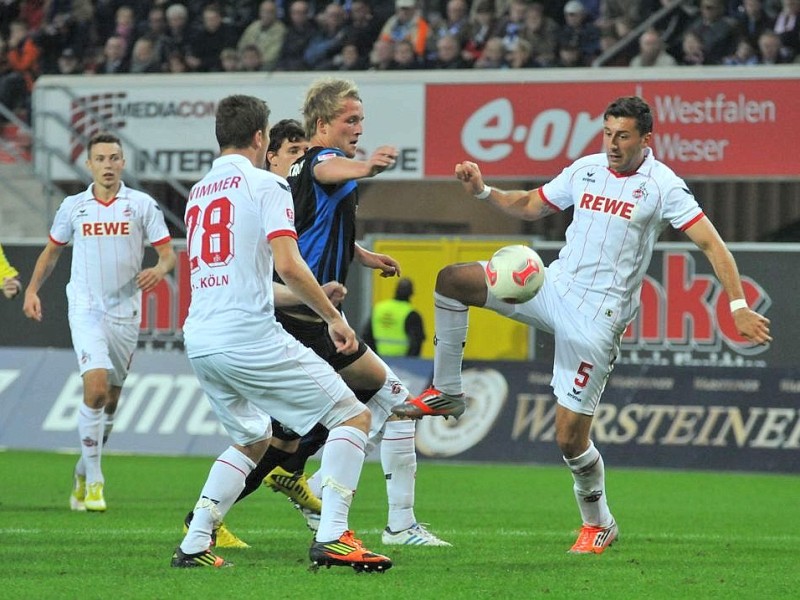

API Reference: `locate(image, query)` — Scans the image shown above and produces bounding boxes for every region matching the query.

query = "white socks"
[432,292,469,396]
[381,419,417,532]
[75,410,115,479]
[315,426,367,542]
[182,446,255,554]
[77,403,104,484]
[563,441,613,527]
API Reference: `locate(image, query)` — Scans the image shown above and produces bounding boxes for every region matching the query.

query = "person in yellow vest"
[1,242,22,299]
[364,277,426,357]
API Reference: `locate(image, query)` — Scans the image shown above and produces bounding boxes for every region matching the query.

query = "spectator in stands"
[491,0,528,52]
[162,4,192,68]
[559,0,602,65]
[629,28,677,66]
[507,37,537,68]
[429,0,472,54]
[520,2,559,67]
[112,5,137,59]
[369,37,395,69]
[334,42,368,70]
[93,35,129,74]
[757,28,793,61]
[276,0,317,71]
[218,0,258,37]
[220,47,241,72]
[56,47,84,75]
[240,44,265,71]
[430,33,471,68]
[165,48,189,73]
[473,36,507,68]
[379,0,431,59]
[555,39,585,66]
[596,0,646,38]
[0,37,27,119]
[734,0,775,47]
[391,38,426,68]
[304,2,349,70]
[723,37,760,63]
[687,0,738,64]
[129,37,161,73]
[773,0,800,59]
[34,12,87,75]
[137,7,169,70]
[679,30,707,65]
[6,20,40,112]
[186,4,239,72]
[462,0,495,63]
[237,0,286,72]
[342,0,382,58]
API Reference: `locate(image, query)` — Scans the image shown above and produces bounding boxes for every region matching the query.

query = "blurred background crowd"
[1,0,799,123]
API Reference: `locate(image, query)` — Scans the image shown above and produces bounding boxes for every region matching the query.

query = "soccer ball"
[484,245,545,304]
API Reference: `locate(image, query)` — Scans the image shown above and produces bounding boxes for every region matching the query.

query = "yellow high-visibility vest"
[372,299,414,356]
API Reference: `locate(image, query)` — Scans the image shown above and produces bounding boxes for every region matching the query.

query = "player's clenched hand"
[455,161,485,196]
[328,318,358,355]
[23,292,42,321]
[733,309,772,345]
[322,281,347,306]
[367,145,398,176]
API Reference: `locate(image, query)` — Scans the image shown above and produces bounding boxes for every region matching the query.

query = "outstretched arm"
[313,145,398,184]
[684,216,771,345]
[455,160,556,221]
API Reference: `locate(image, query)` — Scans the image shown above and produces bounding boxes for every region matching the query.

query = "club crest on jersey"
[285,207,294,224]
[632,182,648,201]
[122,204,134,217]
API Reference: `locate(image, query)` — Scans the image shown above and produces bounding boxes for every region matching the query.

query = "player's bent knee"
[319,395,370,433]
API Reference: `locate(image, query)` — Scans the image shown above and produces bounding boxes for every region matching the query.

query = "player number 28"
[185,197,235,272]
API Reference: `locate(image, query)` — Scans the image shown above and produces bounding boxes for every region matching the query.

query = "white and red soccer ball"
[484,245,545,304]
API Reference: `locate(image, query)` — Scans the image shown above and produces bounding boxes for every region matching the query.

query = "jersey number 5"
[186,197,234,272]
[574,361,593,389]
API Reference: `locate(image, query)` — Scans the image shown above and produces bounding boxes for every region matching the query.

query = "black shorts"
[270,309,369,441]
[275,310,368,372]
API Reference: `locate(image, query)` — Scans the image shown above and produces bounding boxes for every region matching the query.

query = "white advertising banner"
[33,73,426,181]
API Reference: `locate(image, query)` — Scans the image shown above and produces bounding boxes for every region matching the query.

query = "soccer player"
[393,96,772,554]
[172,94,391,571]
[23,132,176,513]
[1,242,22,299]
[260,78,451,546]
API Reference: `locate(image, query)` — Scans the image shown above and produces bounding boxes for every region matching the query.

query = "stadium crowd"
[1,0,798,121]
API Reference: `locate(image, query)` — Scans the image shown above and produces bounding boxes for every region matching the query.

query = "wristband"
[474,185,492,200]
[730,299,748,313]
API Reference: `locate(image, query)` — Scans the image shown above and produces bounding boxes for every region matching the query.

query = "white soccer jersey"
[182,154,297,358]
[540,148,703,332]
[49,181,171,321]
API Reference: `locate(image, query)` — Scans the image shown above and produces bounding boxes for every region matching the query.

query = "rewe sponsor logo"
[81,221,130,236]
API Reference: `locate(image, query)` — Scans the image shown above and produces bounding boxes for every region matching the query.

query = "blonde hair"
[302,78,361,138]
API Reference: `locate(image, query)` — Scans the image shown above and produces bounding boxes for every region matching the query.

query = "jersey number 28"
[185,197,234,272]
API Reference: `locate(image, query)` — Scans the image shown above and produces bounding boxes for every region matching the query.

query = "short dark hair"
[268,119,306,154]
[604,96,653,135]
[215,95,270,150]
[87,132,122,157]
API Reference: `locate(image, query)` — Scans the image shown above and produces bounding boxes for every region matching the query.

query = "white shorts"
[68,309,139,387]
[484,269,621,416]
[189,332,357,446]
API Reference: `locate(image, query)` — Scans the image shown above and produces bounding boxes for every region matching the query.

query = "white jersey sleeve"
[141,193,172,246]
[49,195,79,245]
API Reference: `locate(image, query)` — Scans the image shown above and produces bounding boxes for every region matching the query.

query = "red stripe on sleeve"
[151,236,172,246]
[267,230,298,241]
[49,234,68,246]
[680,212,706,231]
[538,188,561,212]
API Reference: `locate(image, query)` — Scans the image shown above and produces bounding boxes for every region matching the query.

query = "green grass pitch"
[1,450,798,599]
